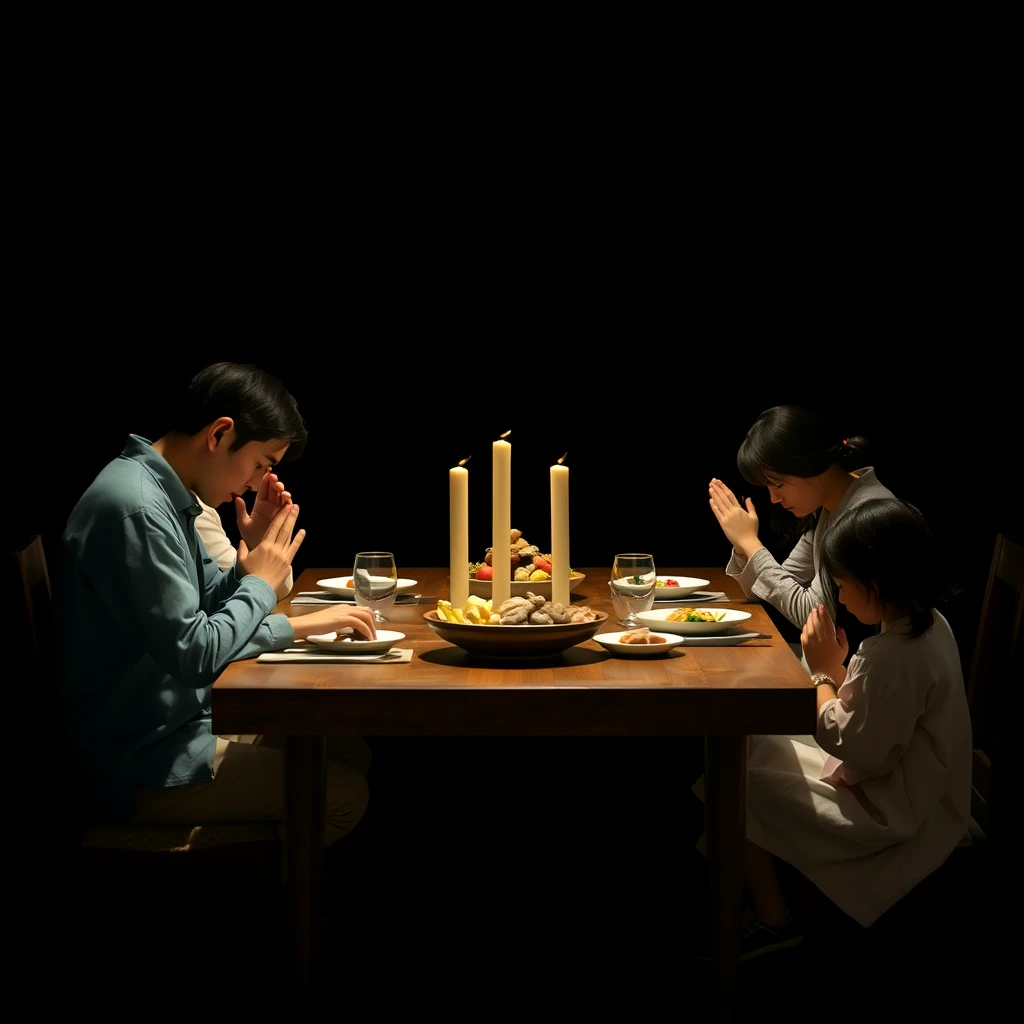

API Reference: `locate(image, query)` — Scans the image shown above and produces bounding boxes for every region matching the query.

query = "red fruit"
[475,564,494,581]
[533,555,552,574]
[510,553,521,572]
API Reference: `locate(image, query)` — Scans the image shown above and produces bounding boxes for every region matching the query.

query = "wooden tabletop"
[213,566,816,737]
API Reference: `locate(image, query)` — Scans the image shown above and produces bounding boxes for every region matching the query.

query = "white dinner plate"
[635,607,753,635]
[306,629,406,653]
[653,576,712,599]
[677,632,765,646]
[592,631,685,657]
[317,577,419,598]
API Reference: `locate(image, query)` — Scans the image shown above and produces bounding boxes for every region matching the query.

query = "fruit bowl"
[423,609,607,657]
[466,572,586,601]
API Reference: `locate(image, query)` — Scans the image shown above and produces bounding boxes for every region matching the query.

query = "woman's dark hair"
[737,405,873,543]
[171,362,308,461]
[737,405,871,486]
[821,498,950,637]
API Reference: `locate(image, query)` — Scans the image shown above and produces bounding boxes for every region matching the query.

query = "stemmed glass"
[352,551,398,623]
[610,553,657,627]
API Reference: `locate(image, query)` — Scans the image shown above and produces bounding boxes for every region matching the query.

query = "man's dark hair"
[172,362,308,461]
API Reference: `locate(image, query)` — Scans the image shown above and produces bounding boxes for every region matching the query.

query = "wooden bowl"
[422,609,608,658]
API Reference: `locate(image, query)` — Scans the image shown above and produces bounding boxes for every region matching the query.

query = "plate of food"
[635,607,752,636]
[423,609,607,657]
[317,577,419,598]
[653,576,712,599]
[592,628,684,657]
[306,629,406,653]
[467,572,586,601]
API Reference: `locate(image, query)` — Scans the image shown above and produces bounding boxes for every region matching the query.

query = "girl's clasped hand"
[800,604,848,678]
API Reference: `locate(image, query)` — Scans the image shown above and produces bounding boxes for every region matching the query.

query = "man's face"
[202,431,290,507]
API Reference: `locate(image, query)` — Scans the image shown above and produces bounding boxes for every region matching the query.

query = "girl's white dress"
[695,611,972,926]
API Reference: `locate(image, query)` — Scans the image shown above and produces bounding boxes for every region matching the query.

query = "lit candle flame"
[499,430,511,439]
[557,452,568,466]
[459,456,471,467]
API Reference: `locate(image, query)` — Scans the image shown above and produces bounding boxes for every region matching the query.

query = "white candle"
[550,457,570,607]
[449,461,469,608]
[491,436,511,608]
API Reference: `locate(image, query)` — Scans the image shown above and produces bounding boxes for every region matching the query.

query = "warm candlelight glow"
[450,458,470,607]
[492,434,512,608]
[550,454,570,607]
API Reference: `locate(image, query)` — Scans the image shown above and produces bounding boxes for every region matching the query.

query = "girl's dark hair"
[172,362,308,461]
[821,498,950,638]
[737,405,873,543]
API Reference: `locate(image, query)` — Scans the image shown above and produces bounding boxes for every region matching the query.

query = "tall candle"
[491,434,511,608]
[449,459,469,608]
[550,455,570,607]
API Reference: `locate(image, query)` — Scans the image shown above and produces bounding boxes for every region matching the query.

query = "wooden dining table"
[212,566,815,1021]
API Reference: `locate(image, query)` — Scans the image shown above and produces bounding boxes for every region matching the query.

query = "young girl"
[719,498,972,958]
[708,405,897,637]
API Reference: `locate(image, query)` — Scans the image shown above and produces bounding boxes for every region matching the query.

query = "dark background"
[13,118,1017,1014]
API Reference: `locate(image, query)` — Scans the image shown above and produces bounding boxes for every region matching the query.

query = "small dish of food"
[592,628,684,657]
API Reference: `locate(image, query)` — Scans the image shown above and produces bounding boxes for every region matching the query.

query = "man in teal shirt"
[58,362,376,846]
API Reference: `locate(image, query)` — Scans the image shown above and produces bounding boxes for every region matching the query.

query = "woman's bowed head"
[708,405,875,562]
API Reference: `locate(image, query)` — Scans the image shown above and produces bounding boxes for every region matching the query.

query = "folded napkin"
[658,591,729,603]
[257,647,414,664]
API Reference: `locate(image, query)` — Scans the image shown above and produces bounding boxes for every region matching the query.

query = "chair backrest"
[965,531,1022,842]
[11,534,281,875]
[11,534,85,846]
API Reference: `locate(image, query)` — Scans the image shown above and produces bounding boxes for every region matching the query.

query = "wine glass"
[352,551,398,623]
[610,553,657,627]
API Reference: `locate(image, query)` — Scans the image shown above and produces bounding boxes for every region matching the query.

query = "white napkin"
[656,591,729,603]
[257,647,414,664]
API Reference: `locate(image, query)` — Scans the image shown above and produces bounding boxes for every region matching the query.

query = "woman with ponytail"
[708,405,897,641]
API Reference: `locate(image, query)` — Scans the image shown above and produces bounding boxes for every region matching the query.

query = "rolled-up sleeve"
[727,531,824,629]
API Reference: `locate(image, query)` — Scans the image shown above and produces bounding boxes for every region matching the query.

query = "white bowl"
[592,630,684,657]
[653,576,712,599]
[467,572,586,601]
[306,629,406,653]
[635,607,752,636]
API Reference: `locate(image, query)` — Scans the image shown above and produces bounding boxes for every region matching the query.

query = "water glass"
[352,551,398,623]
[610,553,657,627]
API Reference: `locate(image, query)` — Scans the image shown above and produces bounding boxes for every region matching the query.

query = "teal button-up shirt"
[57,434,294,818]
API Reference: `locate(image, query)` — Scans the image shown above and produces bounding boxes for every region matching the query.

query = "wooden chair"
[12,534,283,894]
[965,530,1022,843]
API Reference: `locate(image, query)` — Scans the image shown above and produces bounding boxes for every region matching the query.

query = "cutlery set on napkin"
[289,591,428,612]
[258,646,414,663]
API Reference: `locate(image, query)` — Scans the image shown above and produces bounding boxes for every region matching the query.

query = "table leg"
[285,735,327,1017]
[704,734,747,1024]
